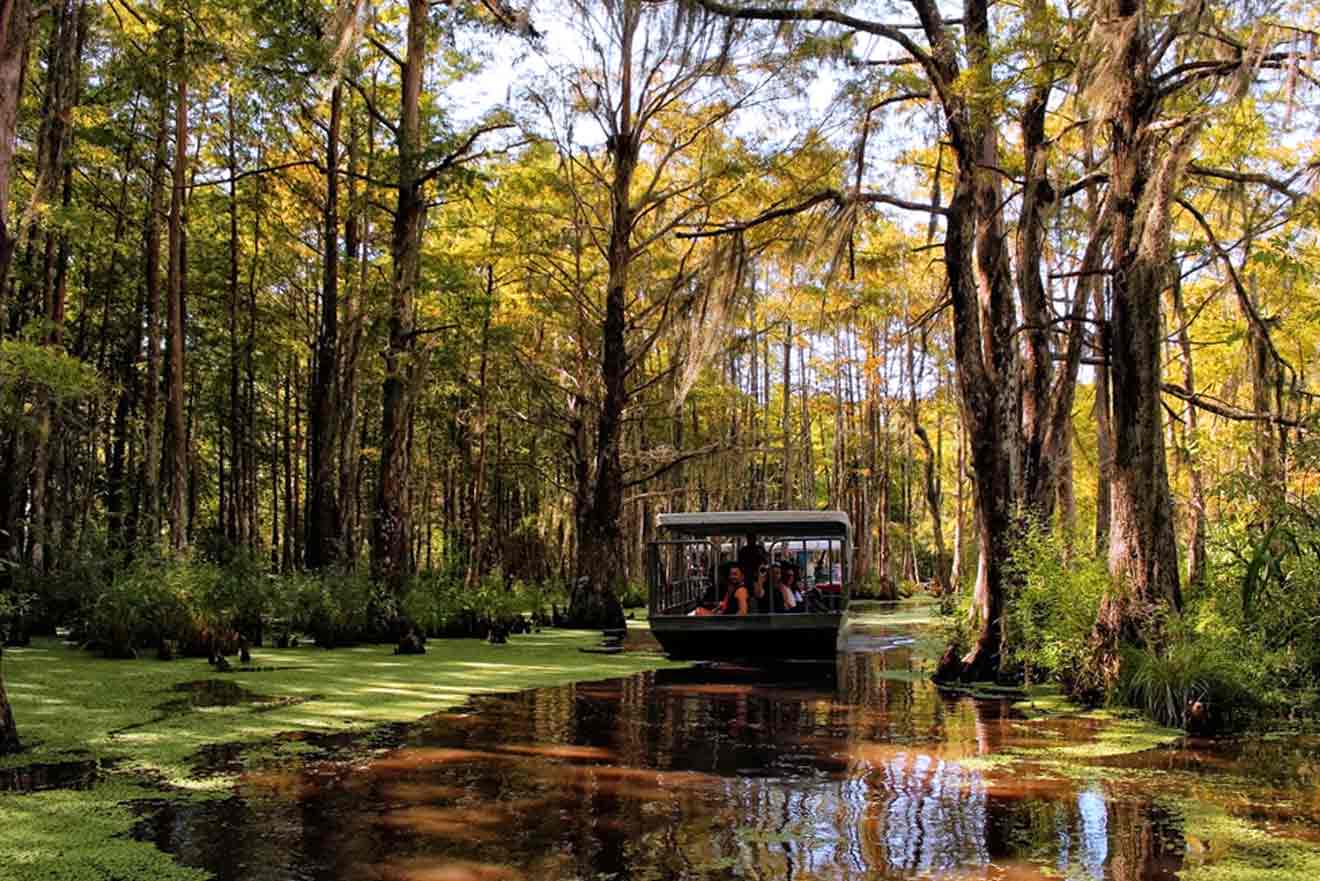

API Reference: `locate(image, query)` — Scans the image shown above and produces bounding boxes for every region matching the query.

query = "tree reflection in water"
[133,622,1198,881]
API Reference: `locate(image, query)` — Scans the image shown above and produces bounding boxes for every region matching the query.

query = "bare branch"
[1162,383,1304,427]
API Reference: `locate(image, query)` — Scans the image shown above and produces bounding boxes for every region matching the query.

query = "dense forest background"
[2,0,1319,747]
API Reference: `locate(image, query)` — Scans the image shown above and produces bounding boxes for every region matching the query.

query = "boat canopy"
[656,510,850,538]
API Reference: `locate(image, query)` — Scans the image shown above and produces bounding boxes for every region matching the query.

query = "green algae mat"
[0,630,684,881]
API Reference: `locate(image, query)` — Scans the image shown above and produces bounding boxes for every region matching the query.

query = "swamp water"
[130,612,1320,881]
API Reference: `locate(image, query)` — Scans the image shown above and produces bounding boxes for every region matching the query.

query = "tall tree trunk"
[102,97,140,546]
[937,0,1022,682]
[0,0,30,297]
[800,341,813,506]
[140,87,169,548]
[568,3,640,629]
[338,103,365,565]
[225,90,244,548]
[1095,0,1183,652]
[1171,274,1206,589]
[1093,285,1113,556]
[27,0,82,572]
[0,0,31,756]
[372,0,426,592]
[911,335,947,594]
[245,157,263,553]
[307,83,343,569]
[282,362,295,574]
[164,26,189,554]
[464,264,494,590]
[337,103,364,567]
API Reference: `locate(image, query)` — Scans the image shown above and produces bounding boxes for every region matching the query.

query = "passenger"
[738,540,769,612]
[718,561,751,615]
[773,562,803,613]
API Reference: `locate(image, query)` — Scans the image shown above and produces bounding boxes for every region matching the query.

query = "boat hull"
[649,611,846,662]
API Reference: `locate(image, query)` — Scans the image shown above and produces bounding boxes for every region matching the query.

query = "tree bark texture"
[0,0,30,296]
[164,24,189,553]
[308,83,343,569]
[1096,0,1183,645]
[373,0,427,592]
[568,2,639,629]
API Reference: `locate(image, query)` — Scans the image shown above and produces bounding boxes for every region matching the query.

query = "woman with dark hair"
[738,540,769,612]
[772,562,803,613]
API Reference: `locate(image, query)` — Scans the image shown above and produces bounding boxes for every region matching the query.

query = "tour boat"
[646,510,852,662]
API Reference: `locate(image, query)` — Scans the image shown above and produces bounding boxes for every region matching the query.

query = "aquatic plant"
[1114,625,1253,730]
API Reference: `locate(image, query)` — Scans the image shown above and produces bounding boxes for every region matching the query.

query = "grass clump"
[1113,621,1254,730]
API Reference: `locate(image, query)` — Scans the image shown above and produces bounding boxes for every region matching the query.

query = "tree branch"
[1162,383,1303,428]
[623,443,723,488]
[676,188,944,239]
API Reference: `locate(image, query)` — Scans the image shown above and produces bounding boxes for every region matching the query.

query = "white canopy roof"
[656,510,851,538]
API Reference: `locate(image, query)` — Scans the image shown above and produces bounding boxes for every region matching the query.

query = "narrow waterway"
[132,609,1320,881]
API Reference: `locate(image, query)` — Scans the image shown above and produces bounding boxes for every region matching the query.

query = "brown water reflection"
[130,620,1312,881]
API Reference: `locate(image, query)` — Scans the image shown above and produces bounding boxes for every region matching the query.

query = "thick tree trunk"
[307,83,343,570]
[942,0,1022,680]
[1096,0,1183,650]
[568,5,639,629]
[372,0,427,592]
[1017,87,1058,521]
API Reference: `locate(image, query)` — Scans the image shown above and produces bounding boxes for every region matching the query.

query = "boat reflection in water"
[136,617,1209,881]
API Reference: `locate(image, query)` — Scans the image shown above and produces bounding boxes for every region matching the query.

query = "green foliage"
[89,559,218,656]
[0,590,33,645]
[79,556,278,657]
[1194,513,1320,715]
[0,338,104,429]
[296,570,387,647]
[1003,523,1109,690]
[617,579,647,609]
[403,570,566,637]
[1114,620,1254,728]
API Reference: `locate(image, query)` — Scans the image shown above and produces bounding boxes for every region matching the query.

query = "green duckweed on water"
[0,630,684,881]
[0,782,211,881]
[1176,799,1320,881]
[3,630,683,782]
